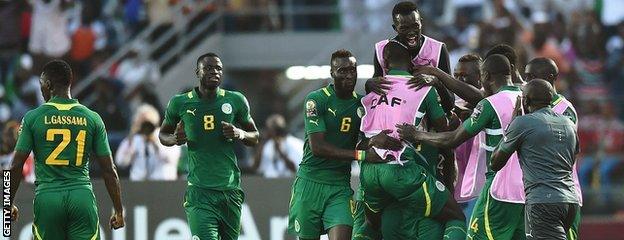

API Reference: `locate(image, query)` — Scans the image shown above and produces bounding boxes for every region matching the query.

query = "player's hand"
[364,148,392,163]
[395,123,421,143]
[11,205,18,221]
[366,77,392,95]
[110,211,125,230]
[221,121,244,140]
[369,129,403,151]
[511,96,523,119]
[175,122,187,145]
[408,73,439,90]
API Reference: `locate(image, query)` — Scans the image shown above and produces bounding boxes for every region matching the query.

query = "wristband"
[235,128,245,140]
[355,150,366,161]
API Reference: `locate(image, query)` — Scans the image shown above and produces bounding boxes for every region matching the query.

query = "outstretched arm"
[490,118,525,171]
[490,147,514,172]
[309,132,388,163]
[412,66,485,106]
[397,124,476,149]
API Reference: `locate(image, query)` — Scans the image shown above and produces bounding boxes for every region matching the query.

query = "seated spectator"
[115,104,180,181]
[254,114,303,178]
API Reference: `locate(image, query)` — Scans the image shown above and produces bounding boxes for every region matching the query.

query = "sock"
[444,219,467,240]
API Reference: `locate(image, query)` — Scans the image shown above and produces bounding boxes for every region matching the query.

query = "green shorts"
[568,207,581,240]
[467,178,525,240]
[32,187,100,240]
[360,161,449,218]
[352,199,381,240]
[183,185,244,240]
[288,177,354,238]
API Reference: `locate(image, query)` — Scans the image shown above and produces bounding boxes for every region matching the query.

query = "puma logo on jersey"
[309,119,319,126]
[328,108,337,116]
[186,109,196,116]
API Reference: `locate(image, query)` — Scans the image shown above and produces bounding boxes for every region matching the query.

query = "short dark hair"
[482,54,511,76]
[526,57,559,76]
[485,44,517,66]
[42,60,73,87]
[383,41,411,70]
[458,54,482,64]
[331,49,354,63]
[197,52,220,65]
[392,1,419,17]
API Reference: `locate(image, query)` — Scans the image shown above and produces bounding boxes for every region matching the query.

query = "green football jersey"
[463,85,521,178]
[163,88,253,190]
[14,97,112,193]
[298,85,363,186]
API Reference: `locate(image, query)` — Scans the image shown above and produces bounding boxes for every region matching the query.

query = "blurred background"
[1,0,623,239]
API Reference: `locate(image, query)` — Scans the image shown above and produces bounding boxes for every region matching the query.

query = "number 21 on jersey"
[46,129,86,166]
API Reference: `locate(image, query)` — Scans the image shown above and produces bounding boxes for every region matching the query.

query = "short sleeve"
[162,96,181,126]
[234,92,253,125]
[303,93,326,134]
[498,117,526,154]
[562,107,578,125]
[14,113,34,153]
[422,88,445,122]
[92,113,112,157]
[463,99,495,135]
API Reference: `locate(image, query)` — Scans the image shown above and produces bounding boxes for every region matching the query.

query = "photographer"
[116,104,180,181]
[253,114,303,178]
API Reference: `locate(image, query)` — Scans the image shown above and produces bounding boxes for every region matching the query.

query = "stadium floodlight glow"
[285,66,307,80]
[286,64,374,80]
[357,65,374,79]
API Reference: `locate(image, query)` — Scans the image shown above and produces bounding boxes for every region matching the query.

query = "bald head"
[525,57,558,85]
[383,40,412,71]
[523,79,554,112]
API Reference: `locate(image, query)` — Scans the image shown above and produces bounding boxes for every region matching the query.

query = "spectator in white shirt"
[115,104,180,181]
[254,114,303,178]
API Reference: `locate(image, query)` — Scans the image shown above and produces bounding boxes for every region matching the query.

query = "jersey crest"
[306,100,317,117]
[221,103,232,114]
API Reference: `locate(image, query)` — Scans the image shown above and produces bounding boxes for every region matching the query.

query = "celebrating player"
[357,41,466,240]
[366,1,455,113]
[159,53,260,240]
[287,49,386,240]
[10,60,125,239]
[397,54,526,239]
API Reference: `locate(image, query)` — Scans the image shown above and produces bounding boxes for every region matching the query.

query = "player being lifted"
[10,60,125,240]
[159,53,260,240]
[287,49,387,240]
[357,41,466,240]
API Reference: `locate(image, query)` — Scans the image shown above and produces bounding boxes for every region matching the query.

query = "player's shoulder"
[223,89,248,100]
[306,87,331,102]
[470,99,494,120]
